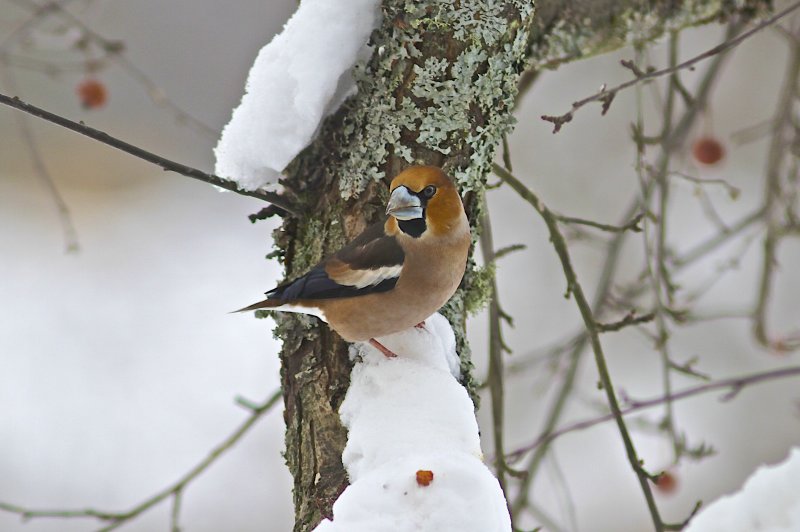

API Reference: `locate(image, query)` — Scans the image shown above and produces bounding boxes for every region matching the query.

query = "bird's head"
[385,166,466,238]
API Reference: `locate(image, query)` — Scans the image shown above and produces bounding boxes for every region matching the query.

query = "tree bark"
[265,1,770,530]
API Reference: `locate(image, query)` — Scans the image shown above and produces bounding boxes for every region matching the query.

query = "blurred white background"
[1,1,798,531]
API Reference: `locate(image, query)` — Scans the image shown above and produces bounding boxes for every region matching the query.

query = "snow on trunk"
[214,0,381,190]
[686,447,800,532]
[313,313,511,532]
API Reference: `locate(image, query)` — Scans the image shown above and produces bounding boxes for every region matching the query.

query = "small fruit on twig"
[77,78,108,109]
[654,471,678,494]
[692,137,725,165]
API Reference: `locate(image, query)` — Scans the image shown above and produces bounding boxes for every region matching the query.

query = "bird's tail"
[231,298,282,313]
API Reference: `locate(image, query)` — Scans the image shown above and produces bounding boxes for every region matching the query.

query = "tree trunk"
[266,0,769,529]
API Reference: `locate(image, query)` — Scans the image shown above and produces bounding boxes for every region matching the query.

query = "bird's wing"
[267,221,405,302]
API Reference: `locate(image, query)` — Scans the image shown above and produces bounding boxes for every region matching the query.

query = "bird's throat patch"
[398,217,426,238]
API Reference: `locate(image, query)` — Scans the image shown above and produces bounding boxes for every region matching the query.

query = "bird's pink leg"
[415,320,427,331]
[369,338,398,358]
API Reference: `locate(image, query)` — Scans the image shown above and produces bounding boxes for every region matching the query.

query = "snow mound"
[214,0,381,190]
[314,453,510,532]
[314,313,510,532]
[687,447,800,532]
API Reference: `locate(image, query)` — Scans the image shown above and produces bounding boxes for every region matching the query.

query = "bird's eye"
[422,185,436,198]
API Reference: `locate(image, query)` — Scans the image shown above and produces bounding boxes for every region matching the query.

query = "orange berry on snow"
[416,469,434,487]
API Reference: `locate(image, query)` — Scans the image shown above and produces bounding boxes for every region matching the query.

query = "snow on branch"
[314,314,511,532]
[686,447,800,532]
[214,0,381,190]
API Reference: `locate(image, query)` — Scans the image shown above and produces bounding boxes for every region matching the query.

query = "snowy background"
[1,1,799,531]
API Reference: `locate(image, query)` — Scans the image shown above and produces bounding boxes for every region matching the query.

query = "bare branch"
[511,31,735,513]
[542,1,800,133]
[0,390,282,529]
[672,207,765,267]
[664,501,703,532]
[555,212,643,234]
[495,243,527,260]
[753,31,800,351]
[479,211,514,517]
[9,0,218,139]
[671,171,741,200]
[495,164,667,531]
[0,92,298,214]
[170,491,182,532]
[1,61,80,252]
[643,32,681,461]
[596,311,655,333]
[507,366,800,460]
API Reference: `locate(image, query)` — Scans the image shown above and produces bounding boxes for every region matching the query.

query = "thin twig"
[509,189,644,512]
[479,211,514,518]
[671,172,741,200]
[501,134,513,172]
[648,32,680,462]
[506,366,800,460]
[664,501,704,532]
[596,311,655,333]
[671,207,765,267]
[541,1,800,133]
[170,490,182,532]
[555,213,643,233]
[1,56,80,252]
[12,0,218,139]
[753,34,800,351]
[0,390,282,529]
[0,92,297,214]
[495,243,526,260]
[495,164,666,532]
[730,117,776,145]
[0,0,76,52]
[508,29,734,514]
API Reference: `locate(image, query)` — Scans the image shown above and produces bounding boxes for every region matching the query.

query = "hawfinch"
[239,165,470,357]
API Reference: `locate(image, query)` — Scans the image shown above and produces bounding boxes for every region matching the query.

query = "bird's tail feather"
[231,298,282,313]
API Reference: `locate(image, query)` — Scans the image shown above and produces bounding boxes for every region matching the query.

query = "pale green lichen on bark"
[293,218,327,272]
[528,0,770,69]
[335,0,535,198]
[463,261,496,315]
[620,0,738,45]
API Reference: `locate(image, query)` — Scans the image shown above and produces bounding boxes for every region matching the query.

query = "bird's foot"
[369,338,398,358]
[414,320,427,331]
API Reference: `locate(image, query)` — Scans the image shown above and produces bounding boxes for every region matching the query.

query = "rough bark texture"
[260,0,770,530]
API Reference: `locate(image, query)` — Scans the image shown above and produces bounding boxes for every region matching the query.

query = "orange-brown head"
[385,166,466,238]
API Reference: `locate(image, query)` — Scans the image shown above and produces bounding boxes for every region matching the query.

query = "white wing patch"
[274,304,328,322]
[337,264,402,289]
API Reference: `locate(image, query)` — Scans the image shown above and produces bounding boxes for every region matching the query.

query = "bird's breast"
[319,234,469,342]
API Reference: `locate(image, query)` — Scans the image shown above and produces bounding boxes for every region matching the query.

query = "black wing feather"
[267,221,404,302]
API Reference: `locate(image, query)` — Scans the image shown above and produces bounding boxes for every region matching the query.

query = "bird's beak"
[386,186,423,220]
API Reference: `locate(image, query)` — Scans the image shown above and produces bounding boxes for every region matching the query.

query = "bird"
[237,165,470,358]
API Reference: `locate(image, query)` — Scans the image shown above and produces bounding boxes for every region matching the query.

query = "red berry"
[692,137,725,165]
[77,78,108,109]
[415,470,434,487]
[654,471,678,494]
